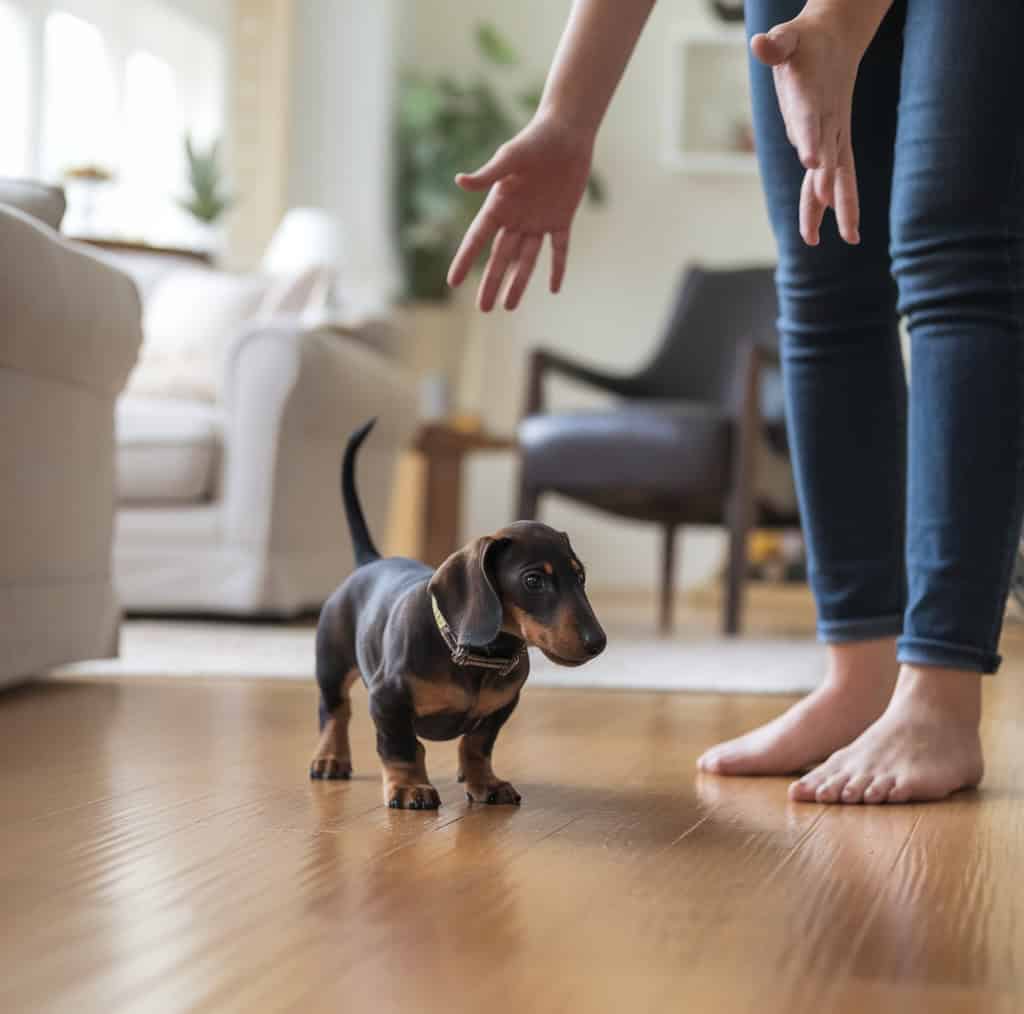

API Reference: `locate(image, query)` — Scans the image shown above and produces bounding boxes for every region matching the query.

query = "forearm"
[539,0,656,130]
[801,0,894,51]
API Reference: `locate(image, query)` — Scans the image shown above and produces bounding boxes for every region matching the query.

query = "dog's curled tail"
[341,419,381,567]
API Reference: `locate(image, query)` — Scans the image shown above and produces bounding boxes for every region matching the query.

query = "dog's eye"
[522,572,544,592]
[577,570,586,586]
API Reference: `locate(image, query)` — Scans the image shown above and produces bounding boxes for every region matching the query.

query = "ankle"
[893,664,983,724]
[823,638,898,693]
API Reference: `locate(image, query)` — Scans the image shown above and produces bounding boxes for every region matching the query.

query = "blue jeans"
[747,0,1024,673]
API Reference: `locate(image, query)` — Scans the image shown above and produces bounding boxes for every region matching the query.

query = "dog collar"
[430,594,524,677]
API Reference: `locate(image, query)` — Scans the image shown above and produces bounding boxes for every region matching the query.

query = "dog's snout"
[581,627,606,657]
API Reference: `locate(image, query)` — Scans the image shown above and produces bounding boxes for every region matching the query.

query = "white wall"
[288,0,400,298]
[402,0,778,595]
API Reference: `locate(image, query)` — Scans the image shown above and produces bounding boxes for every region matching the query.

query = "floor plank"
[2,600,1023,1013]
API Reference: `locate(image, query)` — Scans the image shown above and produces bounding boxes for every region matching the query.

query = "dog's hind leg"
[311,613,360,780]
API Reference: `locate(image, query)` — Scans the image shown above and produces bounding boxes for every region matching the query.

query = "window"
[32,2,227,242]
[0,1,32,176]
[41,11,119,179]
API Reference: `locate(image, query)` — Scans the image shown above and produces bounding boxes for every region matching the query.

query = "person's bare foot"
[697,639,897,776]
[789,665,984,804]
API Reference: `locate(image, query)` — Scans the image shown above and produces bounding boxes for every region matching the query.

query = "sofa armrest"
[219,320,417,552]
[0,206,143,396]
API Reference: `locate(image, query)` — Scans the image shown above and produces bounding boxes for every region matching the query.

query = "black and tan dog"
[310,420,606,809]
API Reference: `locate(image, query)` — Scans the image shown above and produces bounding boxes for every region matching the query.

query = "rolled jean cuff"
[818,614,903,643]
[897,636,1000,675]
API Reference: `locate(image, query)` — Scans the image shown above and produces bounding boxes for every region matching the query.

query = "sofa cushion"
[116,397,223,504]
[125,268,271,403]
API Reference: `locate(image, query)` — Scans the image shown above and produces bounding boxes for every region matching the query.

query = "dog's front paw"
[465,780,522,806]
[385,783,441,810]
[309,755,352,780]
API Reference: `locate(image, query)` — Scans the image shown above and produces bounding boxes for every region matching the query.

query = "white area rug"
[58,621,825,695]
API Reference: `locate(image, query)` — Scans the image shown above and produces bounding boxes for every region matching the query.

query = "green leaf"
[517,83,543,112]
[399,79,444,130]
[586,171,607,206]
[476,23,518,66]
[181,132,232,224]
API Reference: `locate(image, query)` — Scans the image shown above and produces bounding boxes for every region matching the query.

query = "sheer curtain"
[0,1,32,177]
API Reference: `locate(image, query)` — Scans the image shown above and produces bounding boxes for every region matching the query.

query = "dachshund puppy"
[310,420,606,809]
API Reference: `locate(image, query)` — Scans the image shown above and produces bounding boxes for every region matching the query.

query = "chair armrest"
[523,347,638,416]
[0,206,143,396]
[219,320,417,550]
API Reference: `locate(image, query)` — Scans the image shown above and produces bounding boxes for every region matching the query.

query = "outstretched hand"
[447,114,596,311]
[751,14,863,246]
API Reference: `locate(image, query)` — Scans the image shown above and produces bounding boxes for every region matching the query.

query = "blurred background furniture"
[517,265,799,636]
[0,181,143,686]
[414,423,515,566]
[107,208,415,617]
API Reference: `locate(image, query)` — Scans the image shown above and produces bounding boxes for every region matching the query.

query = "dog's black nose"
[581,628,607,657]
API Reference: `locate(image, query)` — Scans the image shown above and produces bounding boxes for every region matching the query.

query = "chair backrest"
[631,265,779,408]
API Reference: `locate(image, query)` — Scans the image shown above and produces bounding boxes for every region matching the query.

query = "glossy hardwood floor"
[2,590,1023,1013]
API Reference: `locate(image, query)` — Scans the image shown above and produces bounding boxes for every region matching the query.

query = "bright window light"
[41,11,119,179]
[0,2,32,176]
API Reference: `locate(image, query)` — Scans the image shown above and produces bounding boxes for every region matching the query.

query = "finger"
[455,144,515,192]
[793,111,822,170]
[800,169,825,246]
[550,230,570,293]
[477,228,522,312]
[504,234,543,311]
[833,146,861,244]
[813,164,834,209]
[447,206,499,288]
[750,22,799,67]
[819,114,840,174]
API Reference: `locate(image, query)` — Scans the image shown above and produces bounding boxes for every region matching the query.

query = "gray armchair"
[517,265,799,635]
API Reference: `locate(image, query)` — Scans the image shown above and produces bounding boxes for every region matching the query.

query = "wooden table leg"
[422,448,464,567]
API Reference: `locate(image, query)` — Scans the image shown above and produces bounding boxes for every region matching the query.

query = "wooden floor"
[2,593,1023,1013]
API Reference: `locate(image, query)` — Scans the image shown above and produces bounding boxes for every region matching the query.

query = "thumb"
[455,144,517,192]
[751,22,799,67]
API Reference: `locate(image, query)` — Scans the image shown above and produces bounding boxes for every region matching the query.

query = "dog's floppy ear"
[428,536,507,649]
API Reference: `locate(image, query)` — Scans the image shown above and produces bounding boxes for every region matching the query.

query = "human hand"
[751,13,863,245]
[447,113,596,311]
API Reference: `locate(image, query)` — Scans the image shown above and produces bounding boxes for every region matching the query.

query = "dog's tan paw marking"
[309,755,352,781]
[386,784,441,810]
[465,780,521,806]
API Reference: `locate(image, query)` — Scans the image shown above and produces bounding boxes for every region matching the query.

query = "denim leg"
[891,0,1024,675]
[747,1,907,642]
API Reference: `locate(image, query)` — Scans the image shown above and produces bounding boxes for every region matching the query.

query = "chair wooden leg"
[659,525,677,635]
[724,507,749,637]
[517,477,540,520]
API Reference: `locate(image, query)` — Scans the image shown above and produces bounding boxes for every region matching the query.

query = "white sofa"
[110,254,416,616]
[0,188,143,686]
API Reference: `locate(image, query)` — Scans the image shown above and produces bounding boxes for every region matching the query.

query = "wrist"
[534,103,601,142]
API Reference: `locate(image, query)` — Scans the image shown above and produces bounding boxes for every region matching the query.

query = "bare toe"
[840,773,872,803]
[887,779,913,804]
[816,772,851,804]
[863,775,894,804]
[789,767,830,802]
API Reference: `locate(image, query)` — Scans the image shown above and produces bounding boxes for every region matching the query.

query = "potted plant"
[396,22,605,421]
[179,134,233,253]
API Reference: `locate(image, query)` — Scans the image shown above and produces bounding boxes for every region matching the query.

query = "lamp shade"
[260,206,343,275]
